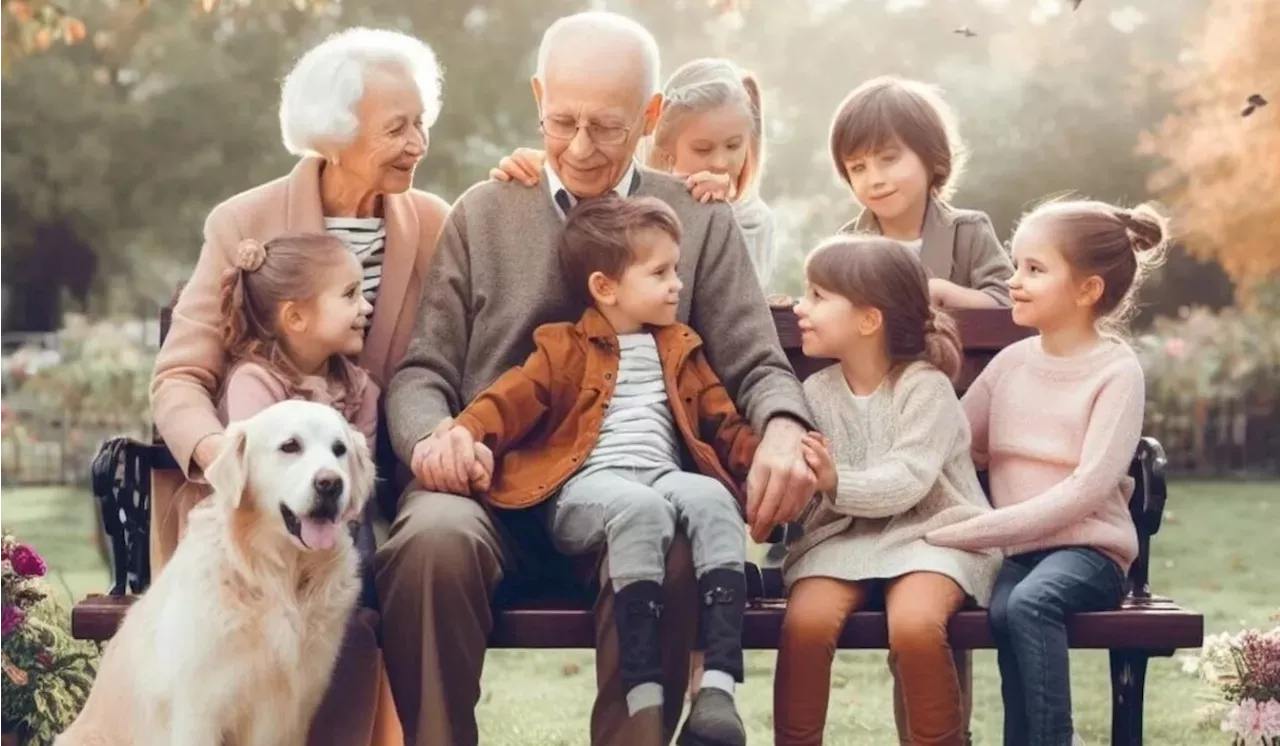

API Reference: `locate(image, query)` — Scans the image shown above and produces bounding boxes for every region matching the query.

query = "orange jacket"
[455,308,759,510]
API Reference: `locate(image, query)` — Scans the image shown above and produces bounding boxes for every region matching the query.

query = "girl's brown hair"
[805,234,963,381]
[647,58,765,201]
[218,233,364,419]
[1015,199,1169,333]
[829,76,965,201]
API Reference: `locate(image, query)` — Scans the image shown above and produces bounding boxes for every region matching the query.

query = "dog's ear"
[345,425,376,515]
[206,423,250,509]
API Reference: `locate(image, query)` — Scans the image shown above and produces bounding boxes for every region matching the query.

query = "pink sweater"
[217,360,380,453]
[926,337,1143,571]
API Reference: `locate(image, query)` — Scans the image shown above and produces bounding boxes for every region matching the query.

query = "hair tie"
[235,238,267,272]
[923,307,939,334]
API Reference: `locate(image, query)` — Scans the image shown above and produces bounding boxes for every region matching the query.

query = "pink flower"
[10,544,47,578]
[1165,337,1188,359]
[1222,698,1280,740]
[1,605,25,637]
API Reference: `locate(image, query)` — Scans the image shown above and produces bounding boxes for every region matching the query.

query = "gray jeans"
[549,466,746,591]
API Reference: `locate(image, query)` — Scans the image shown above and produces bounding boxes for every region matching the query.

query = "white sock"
[626,682,663,715]
[700,669,736,696]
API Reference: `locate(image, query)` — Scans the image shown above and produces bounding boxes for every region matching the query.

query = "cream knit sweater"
[784,363,1002,604]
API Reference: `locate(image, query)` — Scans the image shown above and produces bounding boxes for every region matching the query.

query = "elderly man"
[375,12,815,746]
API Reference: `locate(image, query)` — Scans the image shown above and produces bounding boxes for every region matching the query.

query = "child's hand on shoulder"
[928,278,961,307]
[800,432,836,494]
[489,148,545,187]
[679,171,736,203]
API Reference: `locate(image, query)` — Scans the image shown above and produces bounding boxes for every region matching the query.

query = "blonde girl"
[926,200,1167,746]
[775,235,1000,746]
[490,58,778,289]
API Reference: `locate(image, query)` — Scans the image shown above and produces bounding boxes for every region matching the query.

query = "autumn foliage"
[1140,0,1280,293]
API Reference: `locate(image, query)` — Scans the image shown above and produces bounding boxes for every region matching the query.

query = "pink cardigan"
[926,337,1144,571]
[150,157,449,478]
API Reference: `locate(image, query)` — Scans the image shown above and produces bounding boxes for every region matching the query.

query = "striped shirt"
[324,217,386,305]
[580,333,680,474]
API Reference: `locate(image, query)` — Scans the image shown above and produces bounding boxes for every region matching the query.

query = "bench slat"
[73,593,1203,652]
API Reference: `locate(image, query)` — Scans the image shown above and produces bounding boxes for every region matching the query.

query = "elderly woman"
[148,27,449,746]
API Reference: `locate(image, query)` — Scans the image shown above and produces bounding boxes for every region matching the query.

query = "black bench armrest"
[1126,436,1168,600]
[91,436,171,595]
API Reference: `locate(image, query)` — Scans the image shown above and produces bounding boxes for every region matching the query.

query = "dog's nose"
[313,471,344,503]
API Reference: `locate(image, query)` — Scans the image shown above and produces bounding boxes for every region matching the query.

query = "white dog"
[58,400,373,746]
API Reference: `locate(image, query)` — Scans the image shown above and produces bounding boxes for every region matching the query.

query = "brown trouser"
[374,487,699,746]
[774,572,967,746]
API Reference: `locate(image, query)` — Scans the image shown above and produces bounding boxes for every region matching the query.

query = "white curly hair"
[279,27,443,158]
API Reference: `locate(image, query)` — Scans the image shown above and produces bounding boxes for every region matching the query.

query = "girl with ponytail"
[925,200,1168,746]
[773,234,1000,746]
[217,232,377,445]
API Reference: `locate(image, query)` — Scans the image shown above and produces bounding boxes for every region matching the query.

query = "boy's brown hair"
[829,76,966,201]
[559,194,683,306]
[806,233,964,382]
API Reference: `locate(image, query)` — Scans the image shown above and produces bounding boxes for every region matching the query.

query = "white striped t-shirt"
[580,333,681,474]
[324,217,386,305]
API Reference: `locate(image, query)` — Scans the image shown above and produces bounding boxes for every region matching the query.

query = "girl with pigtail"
[216,233,378,441]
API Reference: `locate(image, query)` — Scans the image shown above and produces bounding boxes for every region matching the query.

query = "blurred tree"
[0,0,1227,331]
[1140,0,1280,296]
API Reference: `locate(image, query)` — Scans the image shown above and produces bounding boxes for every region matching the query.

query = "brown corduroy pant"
[374,487,699,746]
[774,572,968,746]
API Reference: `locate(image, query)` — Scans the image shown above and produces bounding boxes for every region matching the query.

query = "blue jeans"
[989,547,1126,746]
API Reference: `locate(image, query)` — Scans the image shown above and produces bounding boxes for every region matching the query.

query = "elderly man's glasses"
[539,115,633,146]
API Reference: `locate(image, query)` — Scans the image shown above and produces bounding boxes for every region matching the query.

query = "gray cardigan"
[842,198,1013,306]
[387,168,813,468]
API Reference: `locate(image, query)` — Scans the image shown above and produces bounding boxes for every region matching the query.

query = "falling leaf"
[1241,93,1268,117]
[561,661,581,677]
[1229,555,1248,572]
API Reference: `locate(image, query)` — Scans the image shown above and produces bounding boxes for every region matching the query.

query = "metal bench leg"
[1109,649,1149,746]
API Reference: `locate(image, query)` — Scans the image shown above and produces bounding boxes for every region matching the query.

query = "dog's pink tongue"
[299,518,340,551]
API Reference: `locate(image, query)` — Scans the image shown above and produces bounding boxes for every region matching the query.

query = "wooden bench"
[72,306,1203,745]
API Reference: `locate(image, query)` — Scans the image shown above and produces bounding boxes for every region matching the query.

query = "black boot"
[613,580,665,710]
[678,569,747,746]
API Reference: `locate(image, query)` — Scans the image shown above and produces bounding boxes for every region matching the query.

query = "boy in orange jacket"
[456,194,757,746]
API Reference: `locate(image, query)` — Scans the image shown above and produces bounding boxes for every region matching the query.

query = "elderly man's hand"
[409,417,479,496]
[745,417,817,543]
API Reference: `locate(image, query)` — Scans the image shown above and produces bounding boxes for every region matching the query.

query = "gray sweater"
[387,168,813,468]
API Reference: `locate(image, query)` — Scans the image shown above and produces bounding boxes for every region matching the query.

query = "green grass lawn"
[2,480,1275,745]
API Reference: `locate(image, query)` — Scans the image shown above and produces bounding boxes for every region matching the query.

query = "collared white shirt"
[544,160,640,218]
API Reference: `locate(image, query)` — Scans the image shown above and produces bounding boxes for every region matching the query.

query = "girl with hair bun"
[926,200,1169,746]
